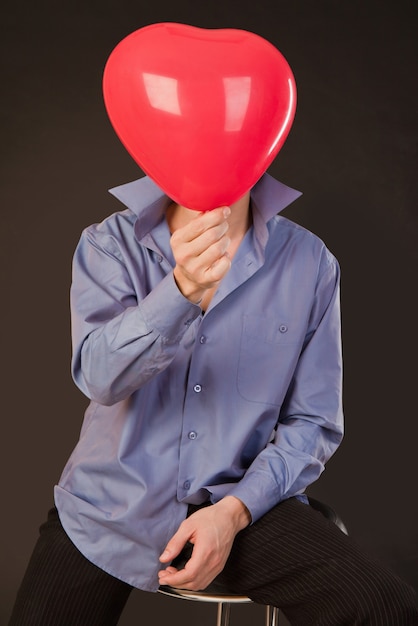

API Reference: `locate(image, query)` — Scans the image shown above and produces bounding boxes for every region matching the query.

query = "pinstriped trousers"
[9,499,418,626]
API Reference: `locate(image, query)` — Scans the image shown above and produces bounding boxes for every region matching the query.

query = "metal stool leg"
[266,605,280,626]
[217,602,231,626]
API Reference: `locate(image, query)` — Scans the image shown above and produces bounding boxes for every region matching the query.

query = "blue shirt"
[55,173,344,592]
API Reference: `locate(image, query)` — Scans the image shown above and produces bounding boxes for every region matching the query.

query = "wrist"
[218,495,252,531]
[173,268,206,305]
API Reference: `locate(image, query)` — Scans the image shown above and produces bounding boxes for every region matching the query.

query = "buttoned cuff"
[226,471,284,524]
[139,272,202,342]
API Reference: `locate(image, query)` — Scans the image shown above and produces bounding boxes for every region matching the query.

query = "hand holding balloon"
[170,206,232,305]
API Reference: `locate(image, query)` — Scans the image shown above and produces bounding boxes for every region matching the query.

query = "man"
[9,174,418,624]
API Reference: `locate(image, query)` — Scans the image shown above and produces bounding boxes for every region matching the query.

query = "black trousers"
[9,499,418,626]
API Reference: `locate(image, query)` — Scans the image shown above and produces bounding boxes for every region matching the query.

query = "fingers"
[158,542,220,590]
[171,207,231,271]
[179,236,231,282]
[181,224,230,263]
[171,207,232,300]
[159,526,191,564]
[176,206,231,244]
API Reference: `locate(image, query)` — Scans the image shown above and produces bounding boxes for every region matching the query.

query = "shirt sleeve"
[227,251,344,522]
[70,226,201,406]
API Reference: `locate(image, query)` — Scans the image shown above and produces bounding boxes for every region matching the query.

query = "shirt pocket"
[236,313,301,406]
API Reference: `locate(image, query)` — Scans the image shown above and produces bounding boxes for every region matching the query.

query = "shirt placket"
[177,315,210,500]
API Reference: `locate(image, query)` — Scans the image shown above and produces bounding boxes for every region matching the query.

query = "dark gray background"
[2,1,417,624]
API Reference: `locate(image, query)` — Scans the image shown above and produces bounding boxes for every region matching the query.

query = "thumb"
[159,525,190,563]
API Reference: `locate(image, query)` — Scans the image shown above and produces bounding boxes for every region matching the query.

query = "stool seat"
[159,585,253,603]
[159,585,273,626]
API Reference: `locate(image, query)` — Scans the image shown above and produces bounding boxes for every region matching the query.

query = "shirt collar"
[251,173,302,222]
[108,173,302,238]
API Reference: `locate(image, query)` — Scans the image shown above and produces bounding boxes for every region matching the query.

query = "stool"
[158,497,348,625]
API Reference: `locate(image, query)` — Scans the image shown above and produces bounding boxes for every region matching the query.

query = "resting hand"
[170,206,231,304]
[158,496,251,591]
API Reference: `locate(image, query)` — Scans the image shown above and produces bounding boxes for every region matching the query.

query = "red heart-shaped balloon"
[103,23,296,211]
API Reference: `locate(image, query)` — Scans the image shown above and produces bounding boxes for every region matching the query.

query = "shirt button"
[193,384,202,393]
[199,335,206,344]
[184,319,193,327]
[279,325,288,333]
[183,480,191,490]
[188,431,197,440]
[157,255,163,263]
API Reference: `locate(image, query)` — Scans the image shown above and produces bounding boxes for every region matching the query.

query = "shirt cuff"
[226,471,283,524]
[139,272,202,343]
